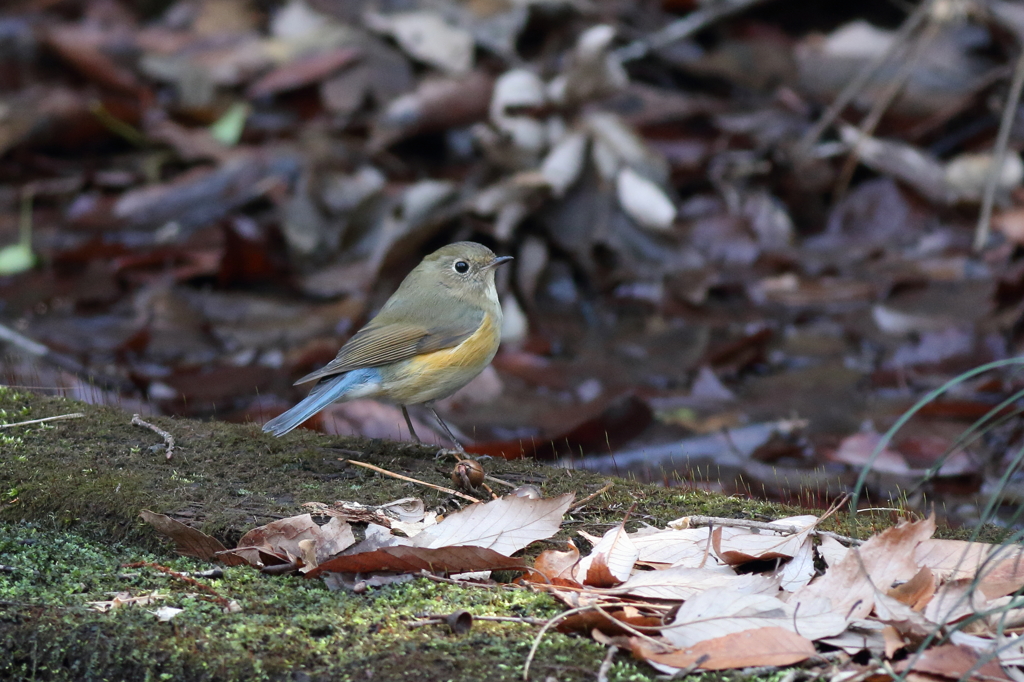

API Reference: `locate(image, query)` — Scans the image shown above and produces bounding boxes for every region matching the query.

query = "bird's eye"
[454,260,470,274]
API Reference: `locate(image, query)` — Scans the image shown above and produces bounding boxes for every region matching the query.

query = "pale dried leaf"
[412,493,574,556]
[818,622,887,655]
[663,589,846,647]
[367,11,473,74]
[792,515,936,620]
[541,132,587,197]
[713,515,818,565]
[616,167,676,232]
[915,539,1024,599]
[315,517,357,562]
[601,567,766,602]
[151,606,184,622]
[628,527,715,568]
[88,591,169,613]
[778,536,816,592]
[818,535,850,568]
[924,578,988,627]
[576,524,638,584]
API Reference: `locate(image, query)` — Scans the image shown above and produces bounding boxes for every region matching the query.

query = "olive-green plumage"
[264,242,512,443]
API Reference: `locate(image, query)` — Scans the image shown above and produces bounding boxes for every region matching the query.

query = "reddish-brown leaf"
[895,644,1011,682]
[140,510,227,560]
[631,627,816,671]
[307,545,526,578]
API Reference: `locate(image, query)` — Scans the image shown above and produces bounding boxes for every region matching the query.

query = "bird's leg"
[401,405,422,444]
[428,405,465,454]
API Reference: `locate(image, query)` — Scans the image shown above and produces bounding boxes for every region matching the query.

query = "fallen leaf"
[529,541,581,583]
[792,515,937,620]
[576,524,639,585]
[140,510,228,560]
[412,493,574,556]
[662,588,846,648]
[366,11,474,74]
[632,626,816,672]
[895,644,1012,682]
[307,545,525,578]
[151,606,184,622]
[888,566,936,611]
[601,569,769,603]
[712,515,818,565]
[915,540,1024,599]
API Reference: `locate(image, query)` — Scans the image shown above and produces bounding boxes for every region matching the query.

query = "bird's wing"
[293,310,485,385]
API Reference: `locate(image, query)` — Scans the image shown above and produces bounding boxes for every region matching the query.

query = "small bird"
[263,242,512,449]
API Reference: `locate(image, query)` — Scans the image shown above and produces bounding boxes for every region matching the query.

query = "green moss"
[0,523,654,681]
[0,389,1006,681]
[0,391,811,548]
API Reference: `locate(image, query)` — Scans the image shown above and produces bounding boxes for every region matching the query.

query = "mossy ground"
[0,386,988,681]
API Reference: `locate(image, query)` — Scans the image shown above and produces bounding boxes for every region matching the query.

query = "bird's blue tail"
[262,368,380,436]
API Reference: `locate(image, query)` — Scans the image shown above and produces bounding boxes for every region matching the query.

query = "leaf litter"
[141,493,1024,679]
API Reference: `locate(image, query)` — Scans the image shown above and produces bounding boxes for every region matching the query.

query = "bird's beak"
[484,255,514,270]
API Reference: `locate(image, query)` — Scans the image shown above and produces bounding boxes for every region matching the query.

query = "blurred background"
[3,0,1024,526]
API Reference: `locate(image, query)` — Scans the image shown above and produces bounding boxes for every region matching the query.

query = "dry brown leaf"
[140,510,228,560]
[411,493,574,556]
[628,527,715,568]
[529,541,580,583]
[888,567,936,611]
[883,624,906,658]
[577,524,638,585]
[792,515,936,620]
[214,513,354,569]
[778,535,816,592]
[873,592,935,638]
[307,545,525,578]
[557,607,662,637]
[600,566,760,602]
[915,540,1024,599]
[896,644,1012,682]
[583,553,621,588]
[631,626,816,672]
[663,587,846,648]
[246,46,360,98]
[924,578,988,627]
[712,515,818,565]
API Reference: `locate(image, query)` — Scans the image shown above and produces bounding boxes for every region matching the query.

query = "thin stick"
[474,615,548,625]
[615,0,774,63]
[833,20,940,201]
[523,606,595,681]
[132,414,176,460]
[408,614,548,627]
[570,482,614,513]
[797,0,934,154]
[975,47,1024,250]
[0,413,85,429]
[679,515,862,546]
[345,459,480,503]
[594,603,666,649]
[597,645,619,682]
[418,570,510,590]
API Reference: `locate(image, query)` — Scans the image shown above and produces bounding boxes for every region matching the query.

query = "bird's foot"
[434,447,464,462]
